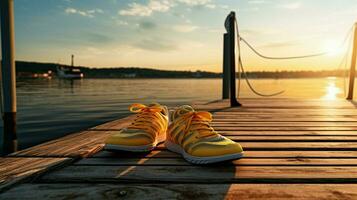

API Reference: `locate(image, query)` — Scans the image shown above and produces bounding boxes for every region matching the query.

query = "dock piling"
[0,0,17,155]
[222,33,230,99]
[347,23,357,100]
[224,11,241,107]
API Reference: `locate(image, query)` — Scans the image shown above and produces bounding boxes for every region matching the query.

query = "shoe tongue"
[171,105,195,121]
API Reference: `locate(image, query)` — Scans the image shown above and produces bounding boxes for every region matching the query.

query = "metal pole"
[347,23,357,100]
[225,11,241,107]
[222,33,230,99]
[1,0,17,155]
[71,54,74,67]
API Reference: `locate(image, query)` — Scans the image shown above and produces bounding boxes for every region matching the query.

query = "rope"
[240,26,353,60]
[239,58,285,97]
[236,18,242,97]
[235,18,285,97]
[338,33,353,96]
[240,37,328,60]
[233,15,354,98]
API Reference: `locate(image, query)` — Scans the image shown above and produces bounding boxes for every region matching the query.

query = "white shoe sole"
[104,135,165,152]
[165,140,243,164]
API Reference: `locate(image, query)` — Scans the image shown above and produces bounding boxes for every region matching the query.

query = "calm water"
[0,77,353,149]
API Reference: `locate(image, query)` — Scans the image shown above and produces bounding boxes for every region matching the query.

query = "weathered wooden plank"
[2,183,357,200]
[221,135,357,142]
[206,142,357,150]
[212,110,357,114]
[0,157,72,192]
[93,150,357,158]
[39,165,357,183]
[213,124,357,128]
[75,157,357,166]
[220,130,357,136]
[89,130,357,136]
[151,142,357,150]
[194,100,357,109]
[10,116,134,158]
[211,122,357,127]
[10,130,107,158]
[97,127,357,131]
[214,126,357,131]
[213,117,357,122]
[103,131,357,140]
[214,113,357,117]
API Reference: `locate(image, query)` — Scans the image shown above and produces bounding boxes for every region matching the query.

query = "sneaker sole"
[104,135,166,152]
[165,140,243,164]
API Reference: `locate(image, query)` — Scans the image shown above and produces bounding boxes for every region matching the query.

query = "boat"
[57,66,83,79]
[56,55,84,79]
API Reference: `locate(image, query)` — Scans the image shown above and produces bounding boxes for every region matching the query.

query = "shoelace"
[127,103,165,135]
[173,109,218,141]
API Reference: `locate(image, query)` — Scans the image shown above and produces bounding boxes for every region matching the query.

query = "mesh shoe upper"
[105,103,168,147]
[167,105,243,157]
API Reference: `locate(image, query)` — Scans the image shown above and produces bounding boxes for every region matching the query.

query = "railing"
[222,12,357,104]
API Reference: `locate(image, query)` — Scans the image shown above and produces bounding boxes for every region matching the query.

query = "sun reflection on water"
[323,78,343,100]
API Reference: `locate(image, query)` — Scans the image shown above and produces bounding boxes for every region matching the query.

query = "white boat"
[56,66,83,79]
[56,55,84,79]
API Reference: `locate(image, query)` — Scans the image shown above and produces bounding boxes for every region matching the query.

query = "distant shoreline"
[16,60,352,79]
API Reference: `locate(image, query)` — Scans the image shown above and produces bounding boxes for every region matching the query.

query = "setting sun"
[324,40,344,56]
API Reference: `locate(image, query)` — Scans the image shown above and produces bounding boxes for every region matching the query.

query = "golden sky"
[14,0,357,72]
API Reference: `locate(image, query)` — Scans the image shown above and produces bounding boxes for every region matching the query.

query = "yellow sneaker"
[104,103,169,152]
[165,105,243,164]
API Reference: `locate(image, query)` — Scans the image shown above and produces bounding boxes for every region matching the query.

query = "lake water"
[0,77,353,150]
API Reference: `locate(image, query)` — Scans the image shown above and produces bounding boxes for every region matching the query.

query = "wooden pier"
[1,98,357,199]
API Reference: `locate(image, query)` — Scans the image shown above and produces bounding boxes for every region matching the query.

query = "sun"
[323,40,343,56]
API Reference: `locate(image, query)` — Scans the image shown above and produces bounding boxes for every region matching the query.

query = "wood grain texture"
[2,184,357,200]
[75,157,357,166]
[93,150,357,158]
[9,116,134,158]
[0,157,72,192]
[39,165,357,183]
[3,98,357,199]
[220,130,357,136]
[149,142,357,150]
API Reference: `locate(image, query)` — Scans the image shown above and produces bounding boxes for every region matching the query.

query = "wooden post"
[0,0,17,155]
[71,54,74,67]
[222,33,230,99]
[225,11,241,107]
[347,23,357,100]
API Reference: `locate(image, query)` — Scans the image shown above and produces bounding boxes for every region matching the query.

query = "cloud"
[178,0,217,9]
[177,0,213,7]
[65,7,103,18]
[119,0,173,16]
[279,2,301,10]
[119,0,216,17]
[248,0,266,4]
[133,37,177,51]
[173,24,198,32]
